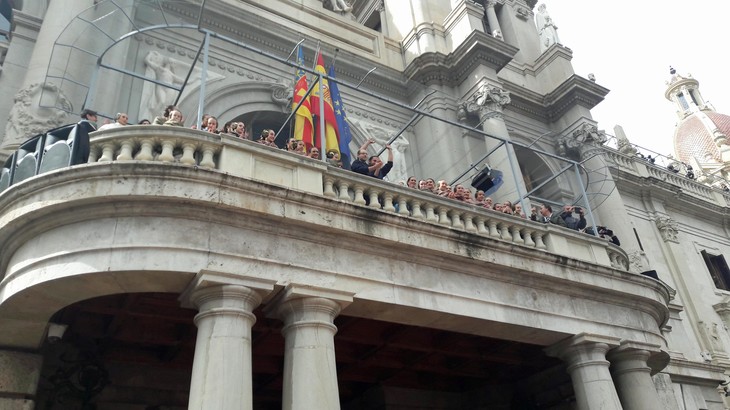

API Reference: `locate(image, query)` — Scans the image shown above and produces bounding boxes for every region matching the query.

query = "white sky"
[544,0,730,158]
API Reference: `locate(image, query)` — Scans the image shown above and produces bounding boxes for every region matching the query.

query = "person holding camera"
[561,205,587,230]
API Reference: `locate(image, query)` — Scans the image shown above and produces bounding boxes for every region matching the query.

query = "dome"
[674,111,730,163]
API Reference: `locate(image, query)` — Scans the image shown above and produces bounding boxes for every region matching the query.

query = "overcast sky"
[543,1,729,158]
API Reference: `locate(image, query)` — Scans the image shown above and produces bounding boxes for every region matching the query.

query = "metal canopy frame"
[39,0,606,233]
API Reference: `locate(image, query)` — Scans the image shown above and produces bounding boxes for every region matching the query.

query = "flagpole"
[318,70,326,154]
[276,76,319,140]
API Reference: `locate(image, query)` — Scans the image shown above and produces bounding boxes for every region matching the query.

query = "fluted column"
[0,350,43,409]
[545,333,623,410]
[608,343,664,410]
[267,285,353,410]
[180,272,276,410]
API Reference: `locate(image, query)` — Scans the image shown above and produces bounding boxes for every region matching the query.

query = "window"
[678,93,689,111]
[701,250,730,290]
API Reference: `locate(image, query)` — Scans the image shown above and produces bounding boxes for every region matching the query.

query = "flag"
[310,51,340,154]
[327,64,352,170]
[292,46,314,147]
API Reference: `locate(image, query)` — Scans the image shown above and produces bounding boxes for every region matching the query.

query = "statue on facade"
[141,51,185,122]
[535,3,560,53]
[322,0,352,13]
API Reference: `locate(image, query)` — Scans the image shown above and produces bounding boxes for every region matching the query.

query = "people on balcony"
[206,117,219,134]
[153,105,178,125]
[561,205,587,231]
[80,108,98,130]
[163,110,184,126]
[259,130,277,147]
[97,113,129,131]
[538,204,567,227]
[326,150,342,168]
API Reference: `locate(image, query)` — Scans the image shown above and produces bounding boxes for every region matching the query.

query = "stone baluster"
[117,139,134,160]
[499,222,511,241]
[367,189,381,209]
[159,140,175,162]
[510,225,524,244]
[438,207,450,225]
[323,177,337,198]
[397,197,410,216]
[424,204,438,222]
[487,219,500,238]
[475,217,489,235]
[522,228,536,247]
[382,192,396,212]
[450,211,464,229]
[411,201,424,219]
[135,139,154,161]
[181,143,197,165]
[463,214,476,232]
[533,232,546,249]
[337,181,351,201]
[98,142,116,162]
[200,146,216,168]
[353,185,367,205]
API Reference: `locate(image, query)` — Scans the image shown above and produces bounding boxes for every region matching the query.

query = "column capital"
[265,284,354,322]
[459,83,511,122]
[556,122,608,160]
[545,333,621,364]
[179,270,277,309]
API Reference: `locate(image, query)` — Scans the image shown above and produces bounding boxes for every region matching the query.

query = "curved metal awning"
[40,0,206,118]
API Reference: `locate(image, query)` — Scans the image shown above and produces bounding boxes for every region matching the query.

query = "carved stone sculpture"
[654,215,679,243]
[2,82,72,150]
[556,123,607,160]
[535,3,560,53]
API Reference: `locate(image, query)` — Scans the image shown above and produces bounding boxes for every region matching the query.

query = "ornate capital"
[484,0,497,9]
[459,83,510,122]
[515,6,531,20]
[555,123,607,160]
[654,216,679,243]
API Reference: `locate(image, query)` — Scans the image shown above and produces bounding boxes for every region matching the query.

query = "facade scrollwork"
[654,215,679,243]
[272,82,293,111]
[556,123,607,160]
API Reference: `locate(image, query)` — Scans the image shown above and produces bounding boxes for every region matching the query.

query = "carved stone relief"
[556,122,607,160]
[459,83,511,122]
[140,51,224,122]
[654,215,679,243]
[3,82,72,149]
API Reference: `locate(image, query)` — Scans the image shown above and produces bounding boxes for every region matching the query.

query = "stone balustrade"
[86,126,629,272]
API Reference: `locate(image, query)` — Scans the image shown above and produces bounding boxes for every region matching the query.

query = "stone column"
[0,349,43,409]
[607,343,664,410]
[545,333,623,410]
[266,285,353,410]
[460,83,529,208]
[180,272,276,410]
[483,1,502,38]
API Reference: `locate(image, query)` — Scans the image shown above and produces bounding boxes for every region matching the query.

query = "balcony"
[0,125,668,353]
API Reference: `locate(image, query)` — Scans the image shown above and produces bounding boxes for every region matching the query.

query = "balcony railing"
[3,125,631,272]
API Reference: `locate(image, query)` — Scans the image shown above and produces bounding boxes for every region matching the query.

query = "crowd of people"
[82,105,621,245]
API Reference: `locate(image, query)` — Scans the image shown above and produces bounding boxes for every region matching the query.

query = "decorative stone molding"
[556,123,607,160]
[515,6,532,20]
[697,320,730,366]
[654,216,679,243]
[3,82,72,150]
[628,249,646,274]
[459,83,511,122]
[272,81,293,111]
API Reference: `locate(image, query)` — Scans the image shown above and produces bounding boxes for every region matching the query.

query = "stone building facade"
[0,1,729,409]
